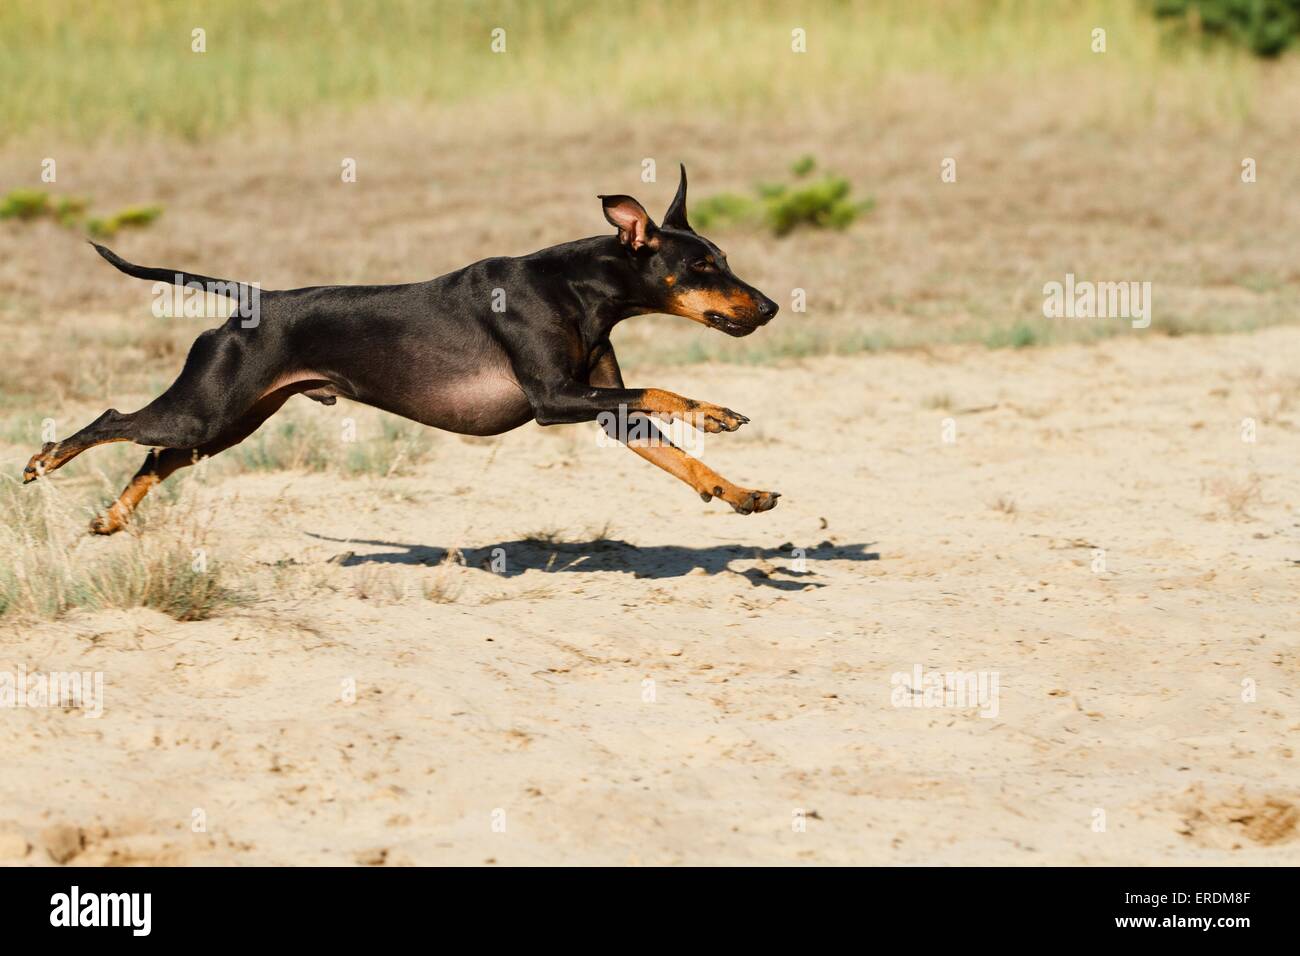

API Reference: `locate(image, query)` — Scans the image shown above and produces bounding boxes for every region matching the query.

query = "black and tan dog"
[23,165,780,533]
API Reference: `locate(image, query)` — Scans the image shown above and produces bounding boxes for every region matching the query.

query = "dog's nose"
[757,297,778,322]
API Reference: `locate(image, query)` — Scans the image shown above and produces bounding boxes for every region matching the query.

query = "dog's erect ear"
[662,163,690,231]
[600,194,659,251]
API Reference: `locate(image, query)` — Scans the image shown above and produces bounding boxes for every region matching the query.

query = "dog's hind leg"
[21,408,138,482]
[24,326,281,483]
[88,383,303,535]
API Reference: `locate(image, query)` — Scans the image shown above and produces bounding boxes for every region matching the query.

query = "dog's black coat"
[25,165,783,531]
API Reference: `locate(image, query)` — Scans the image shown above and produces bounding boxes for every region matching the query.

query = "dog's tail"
[90,242,257,301]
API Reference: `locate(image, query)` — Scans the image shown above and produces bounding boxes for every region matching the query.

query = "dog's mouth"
[705,311,759,337]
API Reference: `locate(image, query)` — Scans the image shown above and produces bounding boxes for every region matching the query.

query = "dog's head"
[599,165,778,336]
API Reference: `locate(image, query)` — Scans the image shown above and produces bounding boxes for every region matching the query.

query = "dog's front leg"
[584,351,778,514]
[614,423,780,514]
[528,381,748,433]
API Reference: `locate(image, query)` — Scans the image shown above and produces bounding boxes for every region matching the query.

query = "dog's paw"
[88,513,125,536]
[22,442,57,483]
[691,403,748,433]
[702,485,779,514]
[730,488,780,515]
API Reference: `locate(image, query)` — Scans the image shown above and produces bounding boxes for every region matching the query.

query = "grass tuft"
[0,188,160,237]
[693,158,873,237]
[0,476,239,621]
[86,205,163,238]
[0,189,51,220]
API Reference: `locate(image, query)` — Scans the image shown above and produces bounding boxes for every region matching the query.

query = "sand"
[2,323,1297,865]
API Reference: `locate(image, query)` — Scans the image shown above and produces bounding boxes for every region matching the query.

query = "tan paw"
[700,485,780,514]
[729,488,780,515]
[88,513,126,535]
[690,403,748,433]
[22,443,57,483]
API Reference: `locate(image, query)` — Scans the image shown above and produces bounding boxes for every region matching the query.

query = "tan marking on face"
[667,288,757,324]
[664,275,675,286]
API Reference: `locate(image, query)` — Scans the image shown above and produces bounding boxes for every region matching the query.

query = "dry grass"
[422,558,467,605]
[350,565,415,605]
[990,494,1019,516]
[0,475,238,621]
[1247,372,1300,426]
[230,412,437,478]
[1203,473,1264,520]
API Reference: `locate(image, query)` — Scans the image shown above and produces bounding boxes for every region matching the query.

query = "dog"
[23,165,781,533]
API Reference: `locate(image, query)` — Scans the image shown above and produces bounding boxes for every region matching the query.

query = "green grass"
[87,205,163,238]
[0,188,160,236]
[0,0,1272,142]
[0,189,51,220]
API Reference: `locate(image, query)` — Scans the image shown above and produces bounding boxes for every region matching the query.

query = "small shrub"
[790,154,816,177]
[0,189,52,220]
[989,495,1018,516]
[690,157,873,237]
[1154,0,1300,57]
[0,189,159,236]
[765,177,873,237]
[87,205,163,238]
[54,196,90,226]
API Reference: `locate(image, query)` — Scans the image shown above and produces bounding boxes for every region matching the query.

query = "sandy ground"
[1,323,1296,866]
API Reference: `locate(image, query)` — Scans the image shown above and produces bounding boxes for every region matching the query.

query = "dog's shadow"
[305,534,879,591]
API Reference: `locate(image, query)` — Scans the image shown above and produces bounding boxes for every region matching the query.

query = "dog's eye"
[690,258,717,273]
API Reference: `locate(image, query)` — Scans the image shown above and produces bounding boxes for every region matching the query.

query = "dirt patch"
[1178,789,1300,850]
